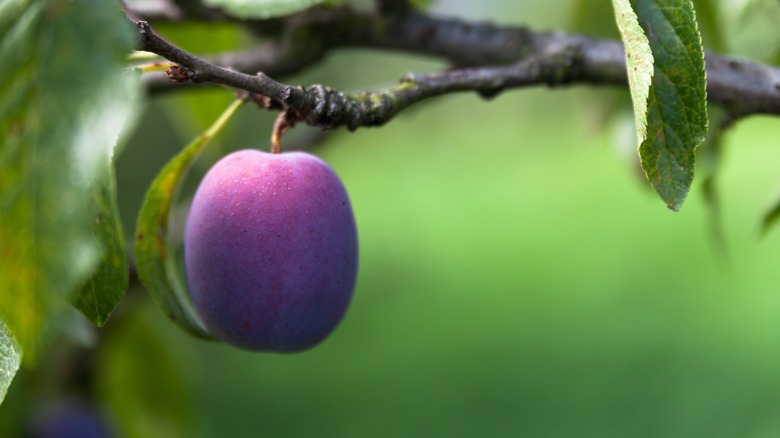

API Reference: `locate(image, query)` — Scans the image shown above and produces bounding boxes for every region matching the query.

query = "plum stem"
[271,112,295,154]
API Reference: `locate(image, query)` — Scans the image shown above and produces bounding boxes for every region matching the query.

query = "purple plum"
[184,149,358,352]
[31,403,113,438]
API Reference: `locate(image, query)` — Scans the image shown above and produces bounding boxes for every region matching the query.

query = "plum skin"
[32,403,113,438]
[184,149,358,352]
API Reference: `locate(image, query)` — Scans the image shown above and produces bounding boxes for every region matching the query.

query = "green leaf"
[202,0,325,19]
[762,195,780,236]
[71,157,130,327]
[612,0,654,150]
[612,0,708,210]
[134,99,245,339]
[0,318,22,404]
[0,0,138,360]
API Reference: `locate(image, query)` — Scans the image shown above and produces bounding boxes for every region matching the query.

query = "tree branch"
[132,4,780,131]
[137,21,296,103]
[141,41,325,94]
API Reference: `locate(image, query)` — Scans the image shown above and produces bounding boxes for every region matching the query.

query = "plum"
[31,403,113,438]
[184,149,358,352]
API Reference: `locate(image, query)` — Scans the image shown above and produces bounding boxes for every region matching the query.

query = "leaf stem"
[138,62,173,74]
[127,50,161,61]
[205,98,245,140]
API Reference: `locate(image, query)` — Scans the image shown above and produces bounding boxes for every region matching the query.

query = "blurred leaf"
[410,0,434,8]
[612,0,707,211]
[134,100,245,339]
[98,307,194,438]
[762,190,780,235]
[71,158,129,327]
[691,0,725,51]
[0,319,22,405]
[202,0,325,19]
[154,22,246,54]
[0,0,138,361]
[570,0,620,39]
[699,106,730,263]
[731,0,780,62]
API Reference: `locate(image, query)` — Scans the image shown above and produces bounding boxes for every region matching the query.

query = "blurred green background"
[5,0,780,436]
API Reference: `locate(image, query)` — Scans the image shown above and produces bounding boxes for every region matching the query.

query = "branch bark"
[131,4,780,131]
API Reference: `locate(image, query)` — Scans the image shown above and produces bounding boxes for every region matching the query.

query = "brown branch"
[136,21,301,106]
[132,5,780,128]
[141,41,324,94]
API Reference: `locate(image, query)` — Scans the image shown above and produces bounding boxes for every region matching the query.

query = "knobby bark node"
[165,64,193,82]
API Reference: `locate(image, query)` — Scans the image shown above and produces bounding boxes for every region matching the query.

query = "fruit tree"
[3,0,780,435]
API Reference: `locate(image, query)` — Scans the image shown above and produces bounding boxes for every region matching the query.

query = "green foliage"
[97,306,194,438]
[698,106,729,259]
[0,0,779,434]
[409,0,434,9]
[763,197,780,236]
[71,157,129,327]
[611,0,654,155]
[570,0,621,39]
[0,320,21,404]
[729,0,780,62]
[691,0,725,51]
[202,0,325,19]
[612,0,707,210]
[0,0,137,375]
[155,22,247,54]
[134,100,245,339]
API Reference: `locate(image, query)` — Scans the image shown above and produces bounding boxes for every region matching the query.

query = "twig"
[142,42,324,94]
[135,19,619,131]
[132,5,780,129]
[136,22,300,105]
